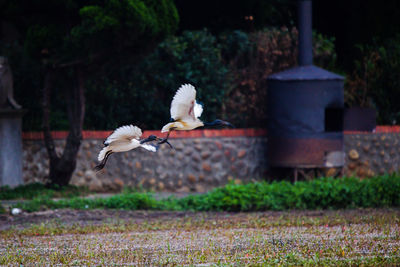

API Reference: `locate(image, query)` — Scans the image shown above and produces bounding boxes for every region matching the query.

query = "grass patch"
[2,209,399,237]
[12,174,400,212]
[0,183,88,200]
[1,210,399,265]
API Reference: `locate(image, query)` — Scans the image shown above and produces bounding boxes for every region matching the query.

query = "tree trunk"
[42,66,85,186]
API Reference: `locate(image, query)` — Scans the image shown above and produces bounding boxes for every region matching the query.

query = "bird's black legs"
[158,138,173,149]
[158,131,173,148]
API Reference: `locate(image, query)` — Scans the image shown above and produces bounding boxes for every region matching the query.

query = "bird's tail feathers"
[97,147,109,161]
[94,149,113,171]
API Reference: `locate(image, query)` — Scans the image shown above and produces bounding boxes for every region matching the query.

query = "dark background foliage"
[174,0,400,71]
[344,34,400,124]
[1,0,400,130]
[5,28,336,130]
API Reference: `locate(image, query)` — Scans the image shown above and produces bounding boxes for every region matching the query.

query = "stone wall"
[22,129,268,192]
[22,127,400,192]
[343,131,400,178]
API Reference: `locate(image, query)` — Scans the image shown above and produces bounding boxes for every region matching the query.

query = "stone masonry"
[344,132,400,178]
[21,128,400,192]
[23,133,268,192]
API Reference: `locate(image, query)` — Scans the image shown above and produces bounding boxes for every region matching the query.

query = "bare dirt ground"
[1,209,400,265]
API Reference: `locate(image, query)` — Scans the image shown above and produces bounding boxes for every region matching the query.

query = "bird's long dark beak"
[222,120,235,128]
[140,137,153,144]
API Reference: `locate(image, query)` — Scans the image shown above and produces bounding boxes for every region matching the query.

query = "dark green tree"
[0,0,178,185]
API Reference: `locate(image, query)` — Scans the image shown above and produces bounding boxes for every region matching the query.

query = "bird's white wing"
[104,125,142,145]
[194,101,203,118]
[170,84,197,120]
[140,144,157,152]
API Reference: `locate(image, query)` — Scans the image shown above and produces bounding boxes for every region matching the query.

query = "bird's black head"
[147,135,158,141]
[140,135,162,144]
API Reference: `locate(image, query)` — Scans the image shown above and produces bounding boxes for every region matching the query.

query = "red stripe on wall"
[22,128,268,140]
[344,126,400,134]
[22,126,398,140]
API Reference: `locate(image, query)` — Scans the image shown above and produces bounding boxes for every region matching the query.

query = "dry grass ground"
[0,209,399,265]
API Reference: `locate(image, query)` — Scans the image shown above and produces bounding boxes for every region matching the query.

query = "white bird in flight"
[94,125,165,171]
[159,84,233,144]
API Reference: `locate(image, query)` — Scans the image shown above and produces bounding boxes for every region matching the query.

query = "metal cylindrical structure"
[266,0,345,170]
[298,0,313,66]
[267,66,344,167]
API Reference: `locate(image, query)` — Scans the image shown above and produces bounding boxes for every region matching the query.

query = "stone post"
[0,56,24,187]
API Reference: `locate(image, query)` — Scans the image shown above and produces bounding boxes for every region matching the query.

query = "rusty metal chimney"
[298,0,313,66]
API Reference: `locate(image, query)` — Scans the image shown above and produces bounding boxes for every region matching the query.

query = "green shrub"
[13,175,400,212]
[153,174,400,211]
[14,192,159,212]
[99,193,158,210]
[0,183,88,200]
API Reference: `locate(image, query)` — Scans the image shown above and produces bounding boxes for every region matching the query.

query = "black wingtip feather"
[93,163,105,172]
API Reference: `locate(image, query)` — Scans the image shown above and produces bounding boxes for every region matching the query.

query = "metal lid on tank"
[267,65,344,81]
